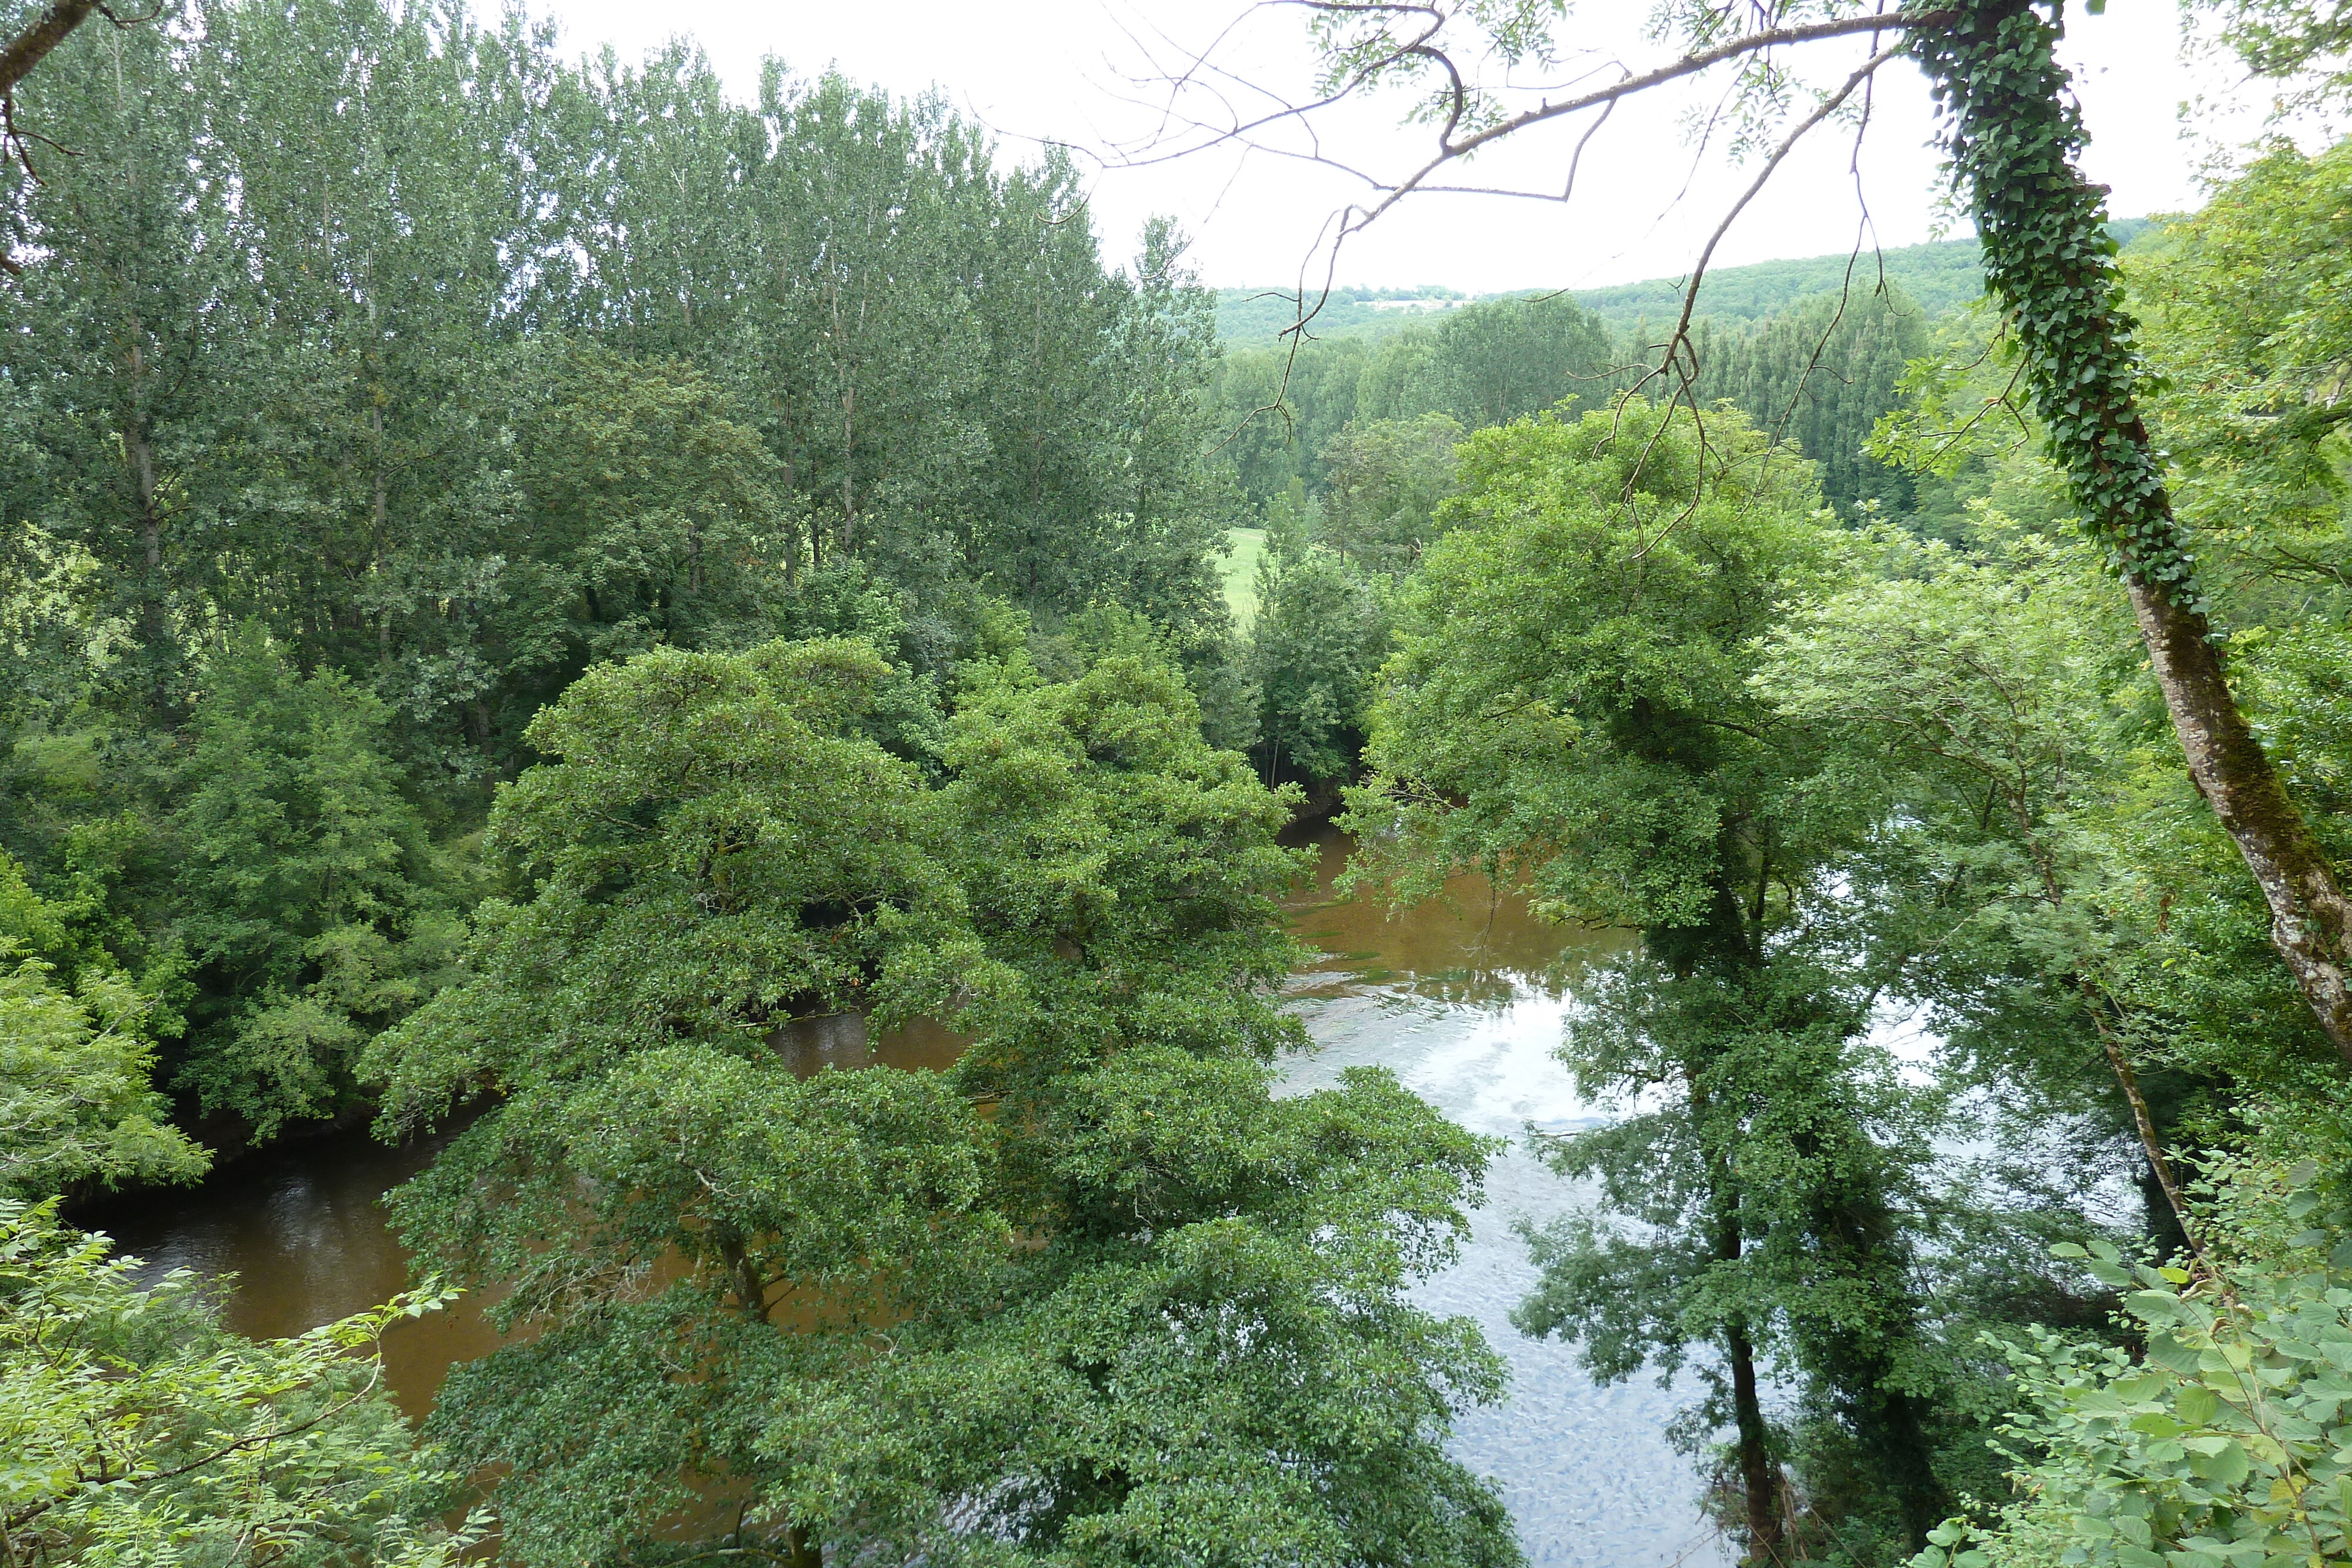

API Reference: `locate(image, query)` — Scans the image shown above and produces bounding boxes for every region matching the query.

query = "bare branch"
[1334,7,1955,236]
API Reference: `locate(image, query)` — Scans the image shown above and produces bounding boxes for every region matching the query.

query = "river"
[86,821,1728,1568]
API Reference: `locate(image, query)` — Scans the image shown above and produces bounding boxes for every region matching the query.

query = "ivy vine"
[1912,0,2205,612]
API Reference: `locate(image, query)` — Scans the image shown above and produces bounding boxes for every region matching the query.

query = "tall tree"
[1344,401,1951,1557]
[0,4,236,706]
[365,634,1517,1568]
[1690,287,1927,516]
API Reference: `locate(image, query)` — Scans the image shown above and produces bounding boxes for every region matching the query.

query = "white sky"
[527,0,2295,293]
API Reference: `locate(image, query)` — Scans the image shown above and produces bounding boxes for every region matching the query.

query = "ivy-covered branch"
[1913,0,2352,1065]
[1912,1,2190,599]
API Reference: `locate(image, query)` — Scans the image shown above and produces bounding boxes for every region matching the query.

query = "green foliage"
[0,947,205,1201]
[0,0,1263,1165]
[1582,241,1993,336]
[1689,289,1930,516]
[1346,398,1836,934]
[169,630,453,1139]
[2130,139,2352,613]
[1318,413,1464,576]
[2186,0,2352,112]
[1514,955,1960,1553]
[0,1196,479,1568]
[759,1051,1518,1568]
[940,648,1309,1080]
[358,634,1510,1567]
[1914,1213,2352,1568]
[1209,296,1606,524]
[362,636,1010,1562]
[366,637,981,1135]
[1344,396,1982,1551]
[1245,541,1391,790]
[1,4,1241,770]
[1404,296,1614,431]
[1752,523,2142,1069]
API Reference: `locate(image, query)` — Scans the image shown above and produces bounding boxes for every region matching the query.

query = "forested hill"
[1214,218,2155,346]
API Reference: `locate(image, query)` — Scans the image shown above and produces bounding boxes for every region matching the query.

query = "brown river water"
[82,823,1729,1568]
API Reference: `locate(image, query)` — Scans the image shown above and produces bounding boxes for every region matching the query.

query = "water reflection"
[1284,821,1608,1005]
[1279,820,1726,1568]
[83,1118,501,1423]
[769,1014,970,1076]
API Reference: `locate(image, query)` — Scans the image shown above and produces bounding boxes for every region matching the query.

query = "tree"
[938,646,1308,1079]
[0,1,240,708]
[168,627,452,1141]
[1344,400,1952,1558]
[0,0,99,98]
[1753,520,2231,1251]
[363,636,998,1568]
[1245,538,1389,791]
[1689,287,1929,516]
[760,1047,1518,1568]
[770,643,1516,1567]
[365,634,1518,1567]
[1414,295,1615,431]
[0,851,203,1199]
[1910,0,2352,1061]
[1210,337,1368,515]
[1318,412,1462,577]
[2127,138,2352,613]
[1194,0,2352,1064]
[0,955,203,1201]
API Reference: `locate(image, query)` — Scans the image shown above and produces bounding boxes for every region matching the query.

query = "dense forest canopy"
[5,2,2352,1567]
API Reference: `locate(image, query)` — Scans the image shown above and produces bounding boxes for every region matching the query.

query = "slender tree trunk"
[1726,1320,1781,1566]
[370,403,392,667]
[1698,1078,1782,1566]
[839,382,854,553]
[123,340,168,701]
[780,457,800,585]
[2079,977,2205,1260]
[1917,1,2352,1064]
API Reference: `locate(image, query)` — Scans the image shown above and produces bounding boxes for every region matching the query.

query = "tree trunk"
[371,401,392,667]
[2127,572,2352,1058]
[1916,1,2352,1065]
[1728,1322,1782,1567]
[1708,1135,1781,1565]
[123,341,167,702]
[838,382,854,554]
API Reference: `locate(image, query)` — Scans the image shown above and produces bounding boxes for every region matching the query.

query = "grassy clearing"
[1221,527,1267,627]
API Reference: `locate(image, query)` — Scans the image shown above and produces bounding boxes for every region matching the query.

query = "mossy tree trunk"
[1915,0,2352,1065]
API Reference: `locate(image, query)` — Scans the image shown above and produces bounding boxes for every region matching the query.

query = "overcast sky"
[528,1,2291,293]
